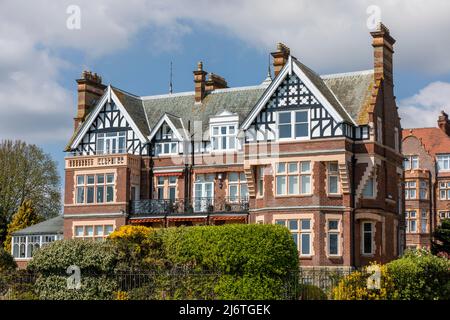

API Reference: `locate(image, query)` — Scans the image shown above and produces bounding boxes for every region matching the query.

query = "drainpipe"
[351,154,357,269]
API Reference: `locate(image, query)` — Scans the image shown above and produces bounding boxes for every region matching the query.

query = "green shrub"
[28,239,117,273]
[214,274,287,300]
[160,224,299,275]
[156,224,299,300]
[28,239,118,299]
[387,249,450,300]
[0,247,17,273]
[298,284,328,300]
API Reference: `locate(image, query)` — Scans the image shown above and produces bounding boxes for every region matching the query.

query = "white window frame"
[74,224,115,241]
[257,166,265,197]
[421,210,427,233]
[327,219,341,256]
[419,180,427,199]
[96,131,126,155]
[327,162,340,195]
[405,210,417,233]
[275,218,313,256]
[275,161,311,196]
[276,109,310,141]
[210,123,238,151]
[76,173,115,204]
[405,181,417,200]
[439,181,450,200]
[155,142,178,156]
[404,155,419,170]
[228,172,248,201]
[437,154,450,172]
[361,222,374,255]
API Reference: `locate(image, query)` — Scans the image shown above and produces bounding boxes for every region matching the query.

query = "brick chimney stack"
[370,22,396,85]
[271,42,290,77]
[74,71,106,129]
[205,73,228,91]
[193,61,207,103]
[438,110,450,136]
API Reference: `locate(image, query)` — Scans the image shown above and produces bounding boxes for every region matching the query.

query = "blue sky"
[2,0,450,193]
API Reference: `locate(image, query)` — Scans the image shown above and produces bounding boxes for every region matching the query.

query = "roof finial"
[267,53,272,80]
[169,61,173,94]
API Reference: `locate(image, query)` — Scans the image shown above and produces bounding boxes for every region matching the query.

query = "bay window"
[405,181,417,199]
[405,211,417,233]
[421,210,428,233]
[76,173,115,204]
[277,110,309,140]
[275,218,312,256]
[96,131,126,155]
[439,181,450,200]
[276,161,311,195]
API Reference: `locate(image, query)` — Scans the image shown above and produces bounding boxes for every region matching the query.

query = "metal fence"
[0,268,354,300]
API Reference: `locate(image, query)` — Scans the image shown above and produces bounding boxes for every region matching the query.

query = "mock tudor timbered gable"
[149,114,186,156]
[69,87,149,156]
[243,57,357,143]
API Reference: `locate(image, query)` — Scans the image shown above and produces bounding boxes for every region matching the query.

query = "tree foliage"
[431,219,450,256]
[0,140,61,244]
[4,200,43,252]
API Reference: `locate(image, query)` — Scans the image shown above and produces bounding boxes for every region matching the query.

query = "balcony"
[129,197,249,217]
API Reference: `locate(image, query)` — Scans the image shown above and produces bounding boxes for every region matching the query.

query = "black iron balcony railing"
[130,197,249,217]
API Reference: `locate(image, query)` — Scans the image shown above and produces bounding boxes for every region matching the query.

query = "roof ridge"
[321,69,374,79]
[110,85,141,98]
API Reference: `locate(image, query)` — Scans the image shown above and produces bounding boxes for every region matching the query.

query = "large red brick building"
[12,23,405,269]
[402,111,450,249]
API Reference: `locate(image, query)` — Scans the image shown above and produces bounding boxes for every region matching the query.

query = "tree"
[432,219,450,256]
[3,200,43,253]
[0,140,61,244]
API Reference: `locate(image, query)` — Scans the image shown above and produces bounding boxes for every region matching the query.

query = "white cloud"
[399,81,450,128]
[1,0,450,142]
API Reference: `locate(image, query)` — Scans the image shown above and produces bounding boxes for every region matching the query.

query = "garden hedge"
[26,224,299,300]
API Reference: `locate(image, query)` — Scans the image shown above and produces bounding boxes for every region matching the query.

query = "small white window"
[155,142,178,156]
[327,162,339,194]
[211,124,237,151]
[437,154,450,171]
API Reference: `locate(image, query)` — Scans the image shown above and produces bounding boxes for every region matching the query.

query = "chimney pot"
[271,42,290,77]
[74,70,106,129]
[370,22,396,85]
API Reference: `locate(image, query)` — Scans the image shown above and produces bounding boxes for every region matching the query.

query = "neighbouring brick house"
[13,23,405,269]
[402,111,450,249]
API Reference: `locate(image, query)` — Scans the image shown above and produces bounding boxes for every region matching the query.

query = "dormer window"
[155,142,178,156]
[211,124,237,151]
[96,131,126,155]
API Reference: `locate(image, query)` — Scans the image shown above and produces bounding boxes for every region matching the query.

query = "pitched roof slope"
[141,86,267,132]
[403,127,450,156]
[294,59,354,124]
[12,216,64,236]
[322,70,374,125]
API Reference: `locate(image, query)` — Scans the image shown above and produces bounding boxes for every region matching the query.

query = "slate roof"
[322,69,374,125]
[12,216,64,236]
[66,58,375,150]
